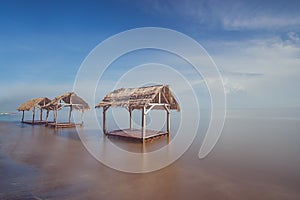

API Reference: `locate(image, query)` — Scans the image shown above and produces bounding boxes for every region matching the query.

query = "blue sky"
[1,0,300,111]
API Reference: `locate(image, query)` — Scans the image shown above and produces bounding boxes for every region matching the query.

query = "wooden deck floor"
[46,122,83,128]
[22,120,48,125]
[106,128,169,141]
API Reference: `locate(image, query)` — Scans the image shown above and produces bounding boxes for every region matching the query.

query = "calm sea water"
[1,108,300,199]
[0,112,19,122]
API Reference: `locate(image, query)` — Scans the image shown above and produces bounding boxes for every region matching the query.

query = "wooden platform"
[22,120,48,125]
[46,122,83,128]
[106,128,169,141]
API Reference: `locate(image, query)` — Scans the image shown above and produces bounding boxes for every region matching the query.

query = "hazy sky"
[1,0,300,111]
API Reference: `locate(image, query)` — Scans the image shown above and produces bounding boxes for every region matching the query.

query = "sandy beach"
[1,109,300,200]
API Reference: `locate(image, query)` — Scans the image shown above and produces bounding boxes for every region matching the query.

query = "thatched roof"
[17,97,51,111]
[95,85,180,111]
[42,92,90,111]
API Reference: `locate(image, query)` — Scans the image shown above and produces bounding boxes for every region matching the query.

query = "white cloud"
[222,16,300,30]
[138,0,300,31]
[207,34,300,107]
[191,76,245,95]
[287,32,300,44]
[222,77,245,94]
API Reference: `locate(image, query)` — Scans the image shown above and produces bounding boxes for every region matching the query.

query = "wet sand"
[1,111,300,199]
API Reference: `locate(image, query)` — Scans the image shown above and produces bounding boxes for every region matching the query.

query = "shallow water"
[0,109,300,199]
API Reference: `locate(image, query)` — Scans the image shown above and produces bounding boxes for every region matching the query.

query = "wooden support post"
[129,108,132,130]
[46,110,49,124]
[69,95,73,124]
[167,111,170,135]
[55,109,58,128]
[164,105,170,135]
[40,108,43,121]
[103,106,107,135]
[21,110,24,122]
[81,110,84,126]
[141,106,146,140]
[54,106,58,128]
[53,110,56,123]
[54,110,56,124]
[68,105,72,124]
[158,91,161,103]
[32,107,35,124]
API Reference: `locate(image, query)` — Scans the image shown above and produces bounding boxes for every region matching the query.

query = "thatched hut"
[95,85,180,141]
[17,97,51,124]
[43,92,90,128]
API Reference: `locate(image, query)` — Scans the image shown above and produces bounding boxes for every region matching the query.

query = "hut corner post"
[103,106,109,135]
[54,105,58,129]
[45,110,49,125]
[32,107,35,124]
[167,111,170,135]
[129,108,132,130]
[40,108,43,122]
[68,105,72,124]
[164,105,170,135]
[21,110,24,122]
[141,106,146,140]
[68,95,72,124]
[81,110,84,126]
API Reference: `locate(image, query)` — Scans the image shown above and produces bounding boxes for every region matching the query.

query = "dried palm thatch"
[17,97,51,111]
[95,85,180,111]
[43,92,90,111]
